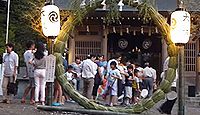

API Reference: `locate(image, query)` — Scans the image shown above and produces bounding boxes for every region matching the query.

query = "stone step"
[186,97,200,107]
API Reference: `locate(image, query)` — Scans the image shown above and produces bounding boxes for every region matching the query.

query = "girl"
[106,61,122,106]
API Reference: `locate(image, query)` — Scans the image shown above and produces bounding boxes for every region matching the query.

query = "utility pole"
[5,0,10,44]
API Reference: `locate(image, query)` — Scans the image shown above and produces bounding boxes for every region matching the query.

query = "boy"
[132,69,140,104]
[124,65,134,105]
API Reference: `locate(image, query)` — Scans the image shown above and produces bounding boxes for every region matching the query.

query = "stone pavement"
[0,98,200,115]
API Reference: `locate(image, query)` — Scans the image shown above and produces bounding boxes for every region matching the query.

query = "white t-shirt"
[82,59,97,79]
[143,66,153,78]
[3,51,19,77]
[107,69,122,86]
[65,72,73,81]
[133,76,140,83]
[24,50,34,77]
[150,67,157,80]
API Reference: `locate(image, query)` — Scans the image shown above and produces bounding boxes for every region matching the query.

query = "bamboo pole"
[37,105,132,115]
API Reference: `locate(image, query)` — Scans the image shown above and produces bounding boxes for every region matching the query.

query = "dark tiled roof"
[156,0,177,11]
[55,0,199,11]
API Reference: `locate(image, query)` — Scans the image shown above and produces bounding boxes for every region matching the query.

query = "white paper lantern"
[41,5,60,37]
[170,10,190,44]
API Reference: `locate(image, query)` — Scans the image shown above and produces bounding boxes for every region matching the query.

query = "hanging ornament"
[118,0,124,11]
[89,0,95,7]
[141,27,144,34]
[120,27,123,35]
[155,27,158,33]
[80,0,86,8]
[133,29,136,36]
[101,0,106,10]
[148,28,151,36]
[103,25,106,30]
[126,27,129,34]
[86,25,89,32]
[113,26,116,33]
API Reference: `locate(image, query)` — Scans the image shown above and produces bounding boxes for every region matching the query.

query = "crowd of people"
[0,40,165,108]
[64,53,158,106]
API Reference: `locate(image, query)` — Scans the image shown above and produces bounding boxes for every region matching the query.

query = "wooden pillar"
[102,26,108,60]
[196,39,200,94]
[68,37,75,64]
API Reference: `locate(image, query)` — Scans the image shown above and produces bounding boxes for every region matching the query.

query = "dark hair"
[144,62,150,67]
[110,61,117,67]
[87,54,96,59]
[68,65,73,69]
[135,62,141,67]
[113,53,121,59]
[134,69,140,74]
[75,56,81,60]
[127,65,133,69]
[5,43,14,49]
[97,54,104,57]
[34,42,45,60]
[26,40,35,49]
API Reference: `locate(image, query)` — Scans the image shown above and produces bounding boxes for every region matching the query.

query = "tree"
[0,0,45,65]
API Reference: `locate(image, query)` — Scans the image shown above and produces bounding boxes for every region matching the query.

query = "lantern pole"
[42,0,59,106]
[177,43,185,115]
[47,37,55,106]
[174,1,187,115]
[47,0,55,106]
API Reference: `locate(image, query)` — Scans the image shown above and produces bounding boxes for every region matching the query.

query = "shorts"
[29,77,35,87]
[125,86,132,98]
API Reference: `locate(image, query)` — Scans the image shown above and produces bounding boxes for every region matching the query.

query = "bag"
[102,85,111,99]
[7,82,18,96]
[102,79,116,99]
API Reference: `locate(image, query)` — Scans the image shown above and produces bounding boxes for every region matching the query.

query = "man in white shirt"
[1,43,19,104]
[143,62,154,98]
[82,54,97,99]
[21,41,35,104]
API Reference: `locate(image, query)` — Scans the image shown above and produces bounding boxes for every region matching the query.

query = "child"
[65,65,77,88]
[124,65,134,106]
[64,65,77,102]
[104,61,122,106]
[132,69,140,104]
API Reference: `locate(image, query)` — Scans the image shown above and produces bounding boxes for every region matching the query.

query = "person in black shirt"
[124,65,134,105]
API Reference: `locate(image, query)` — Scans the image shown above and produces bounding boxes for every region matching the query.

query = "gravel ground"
[0,98,200,115]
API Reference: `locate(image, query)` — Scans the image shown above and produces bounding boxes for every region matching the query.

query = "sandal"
[30,100,35,105]
[0,99,7,103]
[21,99,25,104]
[6,100,11,104]
[52,102,61,106]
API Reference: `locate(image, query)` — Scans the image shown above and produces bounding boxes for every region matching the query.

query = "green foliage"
[0,2,7,54]
[0,0,45,65]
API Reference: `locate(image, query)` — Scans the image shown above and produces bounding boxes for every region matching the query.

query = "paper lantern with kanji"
[170,10,190,44]
[41,5,60,37]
